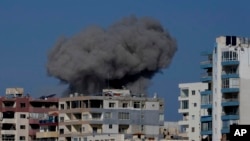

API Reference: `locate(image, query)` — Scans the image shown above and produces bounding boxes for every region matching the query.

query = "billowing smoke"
[47,15,177,96]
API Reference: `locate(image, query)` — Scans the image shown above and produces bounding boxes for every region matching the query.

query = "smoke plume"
[47,15,177,96]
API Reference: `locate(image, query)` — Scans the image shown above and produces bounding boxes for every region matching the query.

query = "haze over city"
[1,0,250,121]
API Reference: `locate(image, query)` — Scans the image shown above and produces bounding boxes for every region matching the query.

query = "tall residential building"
[0,88,58,141]
[200,36,250,141]
[178,82,207,141]
[58,89,165,141]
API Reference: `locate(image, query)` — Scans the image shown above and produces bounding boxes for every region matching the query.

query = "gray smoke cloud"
[47,15,177,96]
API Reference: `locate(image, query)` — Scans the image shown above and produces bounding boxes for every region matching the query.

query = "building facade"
[36,111,59,141]
[200,36,250,141]
[58,89,165,141]
[178,83,207,141]
[0,88,58,141]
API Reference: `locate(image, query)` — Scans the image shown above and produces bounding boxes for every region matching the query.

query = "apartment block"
[200,36,250,141]
[36,111,59,141]
[58,89,165,141]
[178,82,207,141]
[0,88,58,141]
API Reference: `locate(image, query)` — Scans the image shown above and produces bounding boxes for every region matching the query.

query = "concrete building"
[178,82,207,141]
[200,36,250,141]
[36,111,59,141]
[58,89,165,141]
[0,88,58,141]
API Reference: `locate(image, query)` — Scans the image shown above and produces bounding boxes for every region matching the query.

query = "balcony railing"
[200,61,212,69]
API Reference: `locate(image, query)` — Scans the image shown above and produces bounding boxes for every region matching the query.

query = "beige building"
[58,89,165,141]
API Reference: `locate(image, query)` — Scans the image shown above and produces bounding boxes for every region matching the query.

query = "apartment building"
[200,36,250,141]
[178,83,207,141]
[0,88,58,141]
[36,111,59,141]
[58,89,165,141]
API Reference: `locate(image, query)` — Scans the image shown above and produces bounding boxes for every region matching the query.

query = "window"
[133,102,140,108]
[91,113,102,119]
[192,90,195,95]
[60,104,64,109]
[109,124,112,129]
[59,129,64,134]
[104,112,112,119]
[82,114,88,120]
[20,125,25,129]
[109,102,115,108]
[122,103,128,108]
[159,114,164,121]
[60,117,64,122]
[118,112,129,120]
[193,103,197,107]
[20,114,26,118]
[19,136,25,140]
[181,100,189,109]
[20,103,26,108]
[192,127,195,132]
[192,115,195,120]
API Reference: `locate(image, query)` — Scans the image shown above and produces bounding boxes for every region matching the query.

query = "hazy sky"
[1,0,250,121]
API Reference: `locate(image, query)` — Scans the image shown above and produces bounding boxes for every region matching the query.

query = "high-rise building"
[200,36,250,141]
[58,89,165,141]
[0,88,58,141]
[178,82,207,141]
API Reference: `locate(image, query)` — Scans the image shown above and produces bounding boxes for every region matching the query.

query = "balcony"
[221,60,239,66]
[200,73,212,82]
[178,96,188,101]
[201,115,212,122]
[221,73,239,79]
[178,108,189,113]
[221,127,230,134]
[221,114,239,120]
[221,88,239,93]
[200,61,212,69]
[200,90,212,95]
[221,99,239,107]
[201,130,212,135]
[36,131,58,138]
[201,101,212,109]
[29,129,39,135]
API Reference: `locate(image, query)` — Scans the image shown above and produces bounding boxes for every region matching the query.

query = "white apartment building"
[200,36,250,141]
[58,89,165,141]
[178,82,207,141]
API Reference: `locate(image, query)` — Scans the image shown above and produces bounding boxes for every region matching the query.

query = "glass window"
[118,112,129,120]
[109,102,115,108]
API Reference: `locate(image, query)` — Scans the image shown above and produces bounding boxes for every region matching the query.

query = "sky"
[1,0,250,121]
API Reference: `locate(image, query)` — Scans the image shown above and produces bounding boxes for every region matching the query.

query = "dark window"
[20,114,26,118]
[20,125,25,129]
[192,127,195,132]
[20,103,26,108]
[60,117,64,122]
[109,103,115,108]
[192,90,195,95]
[20,136,25,140]
[60,104,64,109]
[60,129,64,134]
[194,103,197,107]
[109,124,112,129]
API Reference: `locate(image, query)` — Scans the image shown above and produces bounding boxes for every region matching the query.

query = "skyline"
[1,0,250,121]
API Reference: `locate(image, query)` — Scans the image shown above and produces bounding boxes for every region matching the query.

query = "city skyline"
[1,0,250,121]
